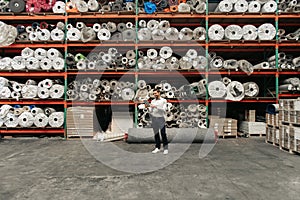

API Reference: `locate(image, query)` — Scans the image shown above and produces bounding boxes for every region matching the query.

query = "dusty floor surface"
[0,138,299,200]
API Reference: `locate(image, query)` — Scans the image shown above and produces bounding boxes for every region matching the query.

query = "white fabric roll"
[159,20,170,31]
[49,112,64,128]
[53,1,66,13]
[186,49,198,59]
[26,57,40,70]
[257,23,276,40]
[39,79,53,89]
[29,32,39,41]
[88,0,99,11]
[51,28,65,41]
[45,107,56,116]
[18,111,34,127]
[37,29,51,41]
[0,104,12,118]
[11,91,21,100]
[40,58,53,70]
[193,27,206,40]
[208,81,227,98]
[179,28,193,40]
[0,87,11,98]
[76,0,89,12]
[0,57,12,70]
[52,57,65,70]
[50,84,64,99]
[21,47,34,59]
[77,60,87,70]
[242,25,258,40]
[12,81,23,92]
[165,27,179,40]
[121,88,135,101]
[12,56,25,70]
[225,25,243,40]
[193,56,207,70]
[47,48,62,60]
[0,77,9,88]
[253,61,270,69]
[67,28,81,41]
[97,29,111,40]
[37,87,50,99]
[216,0,233,12]
[262,0,277,12]
[31,107,44,116]
[138,28,152,41]
[210,56,224,68]
[160,47,173,59]
[34,48,47,60]
[5,113,19,128]
[248,1,261,12]
[147,20,159,31]
[243,82,259,97]
[34,113,49,128]
[226,81,245,101]
[93,23,101,32]
[233,0,248,12]
[224,59,238,69]
[21,85,38,99]
[208,24,224,40]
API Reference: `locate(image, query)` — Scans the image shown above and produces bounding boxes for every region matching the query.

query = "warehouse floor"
[0,138,299,200]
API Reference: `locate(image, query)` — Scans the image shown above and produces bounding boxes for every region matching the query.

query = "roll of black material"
[17,25,26,34]
[9,0,25,13]
[266,104,279,114]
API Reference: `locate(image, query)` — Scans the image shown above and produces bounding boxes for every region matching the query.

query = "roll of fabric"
[21,85,38,99]
[9,0,26,13]
[26,0,41,13]
[88,0,99,11]
[261,0,277,12]
[248,1,261,12]
[76,22,86,30]
[40,58,52,70]
[37,29,51,41]
[97,28,111,40]
[52,57,64,70]
[193,27,206,40]
[226,81,245,101]
[243,82,259,97]
[45,107,56,116]
[233,0,248,12]
[0,57,12,70]
[253,61,270,69]
[210,56,224,69]
[224,59,238,69]
[49,84,64,99]
[242,24,258,40]
[121,88,135,100]
[179,28,193,40]
[53,1,65,13]
[225,25,243,40]
[159,46,173,59]
[93,23,101,32]
[34,48,47,60]
[215,0,233,12]
[76,0,89,12]
[12,56,25,70]
[21,47,34,59]
[51,28,65,41]
[5,113,19,128]
[18,111,34,127]
[0,87,11,98]
[266,104,279,114]
[81,27,96,43]
[238,59,253,75]
[31,107,44,116]
[67,28,81,41]
[49,112,64,128]
[208,24,224,40]
[47,48,62,60]
[12,81,23,92]
[34,113,49,127]
[26,57,40,70]
[122,29,136,41]
[138,28,152,40]
[39,79,53,89]
[37,87,50,99]
[29,32,39,41]
[208,81,227,98]
[257,23,276,40]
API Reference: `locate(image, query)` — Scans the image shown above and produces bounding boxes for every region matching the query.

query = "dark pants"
[151,117,168,149]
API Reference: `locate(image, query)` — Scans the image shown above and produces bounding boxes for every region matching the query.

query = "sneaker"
[163,149,168,155]
[152,148,160,154]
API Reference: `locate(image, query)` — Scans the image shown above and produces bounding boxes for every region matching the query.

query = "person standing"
[146,89,168,155]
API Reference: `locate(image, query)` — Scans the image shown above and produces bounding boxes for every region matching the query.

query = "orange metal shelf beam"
[0,72,65,77]
[279,94,300,98]
[208,13,276,19]
[208,71,277,75]
[277,14,300,18]
[0,14,65,20]
[208,42,275,47]
[138,71,206,76]
[278,43,300,47]
[0,100,65,105]
[209,99,276,103]
[67,43,135,47]
[67,101,135,106]
[67,13,136,19]
[279,71,300,75]
[0,129,64,134]
[67,71,135,75]
[169,100,206,103]
[138,13,205,18]
[138,42,205,47]
[3,44,65,48]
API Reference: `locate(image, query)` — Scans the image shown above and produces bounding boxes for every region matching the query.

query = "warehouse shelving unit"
[0,1,299,137]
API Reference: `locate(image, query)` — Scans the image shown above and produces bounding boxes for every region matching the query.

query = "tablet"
[143,100,150,106]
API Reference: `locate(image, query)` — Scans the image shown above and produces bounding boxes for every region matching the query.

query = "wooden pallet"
[279,146,300,155]
[248,133,266,137]
[218,134,238,139]
[265,140,279,147]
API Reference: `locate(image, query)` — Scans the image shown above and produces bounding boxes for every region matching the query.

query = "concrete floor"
[0,138,299,200]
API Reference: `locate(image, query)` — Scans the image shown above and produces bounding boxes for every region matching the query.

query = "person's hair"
[153,88,160,93]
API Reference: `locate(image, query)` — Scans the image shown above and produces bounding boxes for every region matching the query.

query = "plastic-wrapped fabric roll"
[5,113,19,128]
[223,59,238,69]
[178,3,191,12]
[93,23,101,32]
[186,49,197,59]
[0,87,11,98]
[21,47,34,59]
[76,0,89,12]
[215,0,233,12]
[253,61,270,69]
[117,23,126,32]
[34,113,48,128]
[47,48,62,60]
[0,57,12,70]
[208,24,224,40]
[39,79,53,89]
[248,1,261,12]
[122,29,136,41]
[21,85,37,99]
[0,77,8,87]
[37,29,51,41]
[88,0,99,11]
[137,80,146,89]
[179,28,193,40]
[53,1,65,13]
[81,27,96,43]
[152,29,165,40]
[76,22,86,30]
[261,0,277,12]
[53,57,64,70]
[224,25,243,40]
[12,56,25,70]
[49,112,64,128]
[14,108,23,116]
[31,107,43,116]
[222,77,231,85]
[121,88,135,101]
[97,29,111,40]
[40,58,52,70]
[12,81,23,92]
[195,1,206,13]
[138,28,152,40]
[26,0,41,13]
[242,24,258,40]
[193,27,206,40]
[18,111,34,127]
[266,104,279,114]
[283,77,300,86]
[17,32,29,41]
[159,47,173,59]
[210,56,224,69]
[158,20,170,31]
[9,0,25,13]
[37,87,50,99]
[243,82,259,97]
[67,28,81,41]
[139,20,147,28]
[192,56,207,70]
[29,32,39,41]
[238,59,253,75]
[208,81,227,98]
[25,57,40,70]
[226,81,245,101]
[56,22,65,31]
[50,84,64,99]
[34,48,47,60]
[76,60,87,70]
[51,28,65,41]
[0,104,12,119]
[0,22,17,47]
[233,0,248,12]
[179,57,193,70]
[147,20,159,31]
[45,107,56,116]
[257,23,276,40]
[147,49,158,59]
[292,56,300,67]
[107,22,117,33]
